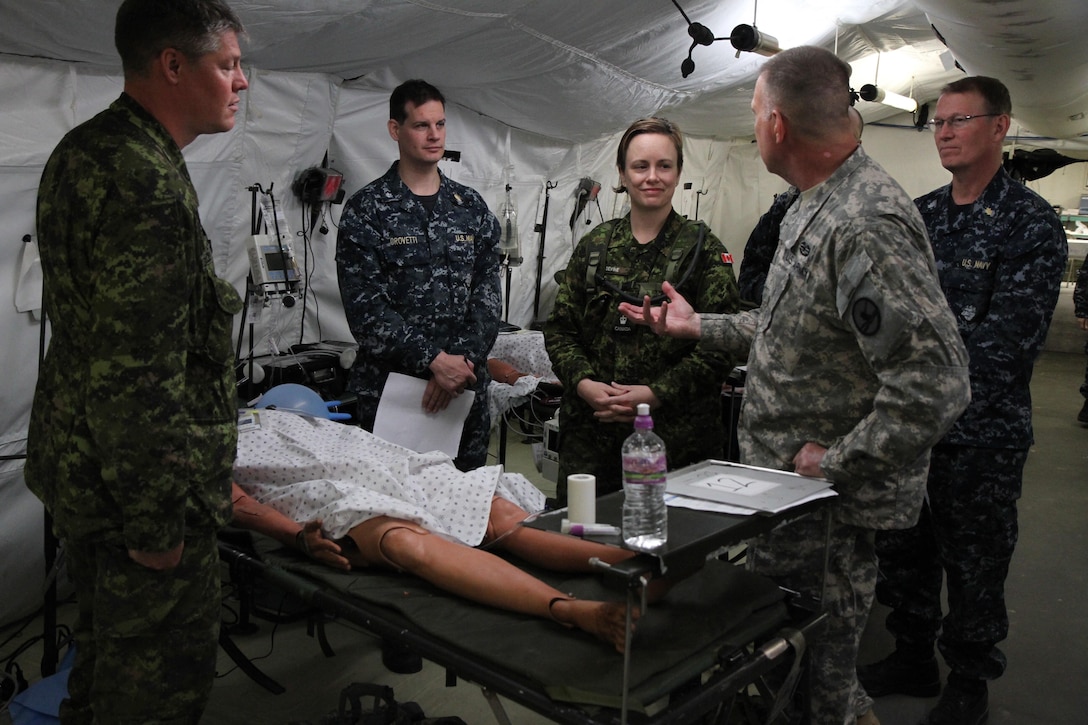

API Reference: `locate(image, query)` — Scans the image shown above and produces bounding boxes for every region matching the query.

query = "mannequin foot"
[550,598,639,653]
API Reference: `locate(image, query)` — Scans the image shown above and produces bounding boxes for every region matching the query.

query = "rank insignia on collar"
[984,207,995,216]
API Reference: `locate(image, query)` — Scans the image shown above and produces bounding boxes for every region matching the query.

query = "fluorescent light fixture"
[730,24,781,57]
[672,1,782,77]
[859,83,918,113]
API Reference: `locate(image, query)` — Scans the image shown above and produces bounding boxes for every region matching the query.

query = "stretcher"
[218,493,829,725]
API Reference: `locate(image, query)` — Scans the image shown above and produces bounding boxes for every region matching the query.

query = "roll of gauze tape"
[566,473,596,524]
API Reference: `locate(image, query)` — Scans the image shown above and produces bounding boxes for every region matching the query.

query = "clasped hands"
[424,351,476,413]
[576,379,659,423]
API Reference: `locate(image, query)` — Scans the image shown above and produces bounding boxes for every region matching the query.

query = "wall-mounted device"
[569,177,600,230]
[292,167,346,204]
[541,412,560,482]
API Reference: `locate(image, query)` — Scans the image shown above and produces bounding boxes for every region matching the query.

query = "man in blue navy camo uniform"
[1074,257,1088,422]
[859,76,1067,725]
[337,79,501,471]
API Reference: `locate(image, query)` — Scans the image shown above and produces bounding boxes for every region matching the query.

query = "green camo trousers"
[61,533,220,724]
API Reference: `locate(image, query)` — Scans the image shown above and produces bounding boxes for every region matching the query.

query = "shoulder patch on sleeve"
[851,298,881,336]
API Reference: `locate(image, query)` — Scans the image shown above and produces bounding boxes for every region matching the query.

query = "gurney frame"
[218,491,831,724]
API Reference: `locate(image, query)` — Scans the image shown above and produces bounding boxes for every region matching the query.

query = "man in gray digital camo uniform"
[25,1,247,722]
[337,79,501,471]
[859,76,1067,725]
[620,46,971,724]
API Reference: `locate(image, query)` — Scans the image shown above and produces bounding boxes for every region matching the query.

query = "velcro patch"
[851,297,881,336]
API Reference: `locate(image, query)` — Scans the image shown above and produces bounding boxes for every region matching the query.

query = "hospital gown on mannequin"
[233,408,545,545]
[232,408,650,653]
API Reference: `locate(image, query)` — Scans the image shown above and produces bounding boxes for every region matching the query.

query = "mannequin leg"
[344,515,635,652]
[484,497,676,602]
[484,496,634,571]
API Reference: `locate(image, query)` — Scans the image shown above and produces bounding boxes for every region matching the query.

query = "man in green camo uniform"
[545,210,740,502]
[25,1,247,722]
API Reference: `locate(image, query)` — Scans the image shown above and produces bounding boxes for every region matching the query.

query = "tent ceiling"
[1,0,1085,144]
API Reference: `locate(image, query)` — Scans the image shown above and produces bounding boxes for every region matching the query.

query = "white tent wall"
[0,59,126,626]
[2,52,1085,627]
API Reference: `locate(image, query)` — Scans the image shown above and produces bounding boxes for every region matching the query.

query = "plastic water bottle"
[621,403,668,551]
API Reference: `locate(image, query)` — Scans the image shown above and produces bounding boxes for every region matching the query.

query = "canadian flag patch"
[721,253,734,264]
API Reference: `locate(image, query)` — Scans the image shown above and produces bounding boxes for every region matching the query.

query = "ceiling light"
[858,83,918,114]
[729,24,781,58]
[671,0,781,78]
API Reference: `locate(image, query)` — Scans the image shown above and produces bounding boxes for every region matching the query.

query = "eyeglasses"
[926,114,1000,132]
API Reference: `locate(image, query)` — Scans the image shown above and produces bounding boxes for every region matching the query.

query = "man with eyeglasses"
[859,76,1067,725]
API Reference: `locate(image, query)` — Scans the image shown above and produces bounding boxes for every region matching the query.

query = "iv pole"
[532,180,557,323]
[498,180,520,324]
[13,233,63,677]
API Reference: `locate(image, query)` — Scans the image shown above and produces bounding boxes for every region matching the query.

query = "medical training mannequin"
[231,408,661,652]
[230,481,351,570]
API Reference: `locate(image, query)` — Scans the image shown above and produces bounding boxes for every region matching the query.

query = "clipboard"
[665,459,834,514]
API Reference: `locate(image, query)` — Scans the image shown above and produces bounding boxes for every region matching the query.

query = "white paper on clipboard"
[665,459,835,514]
[373,373,474,458]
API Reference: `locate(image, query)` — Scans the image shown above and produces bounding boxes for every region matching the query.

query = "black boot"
[920,676,988,725]
[857,647,941,698]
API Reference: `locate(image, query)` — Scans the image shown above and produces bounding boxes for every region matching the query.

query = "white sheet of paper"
[665,488,837,516]
[373,372,475,458]
[665,459,835,513]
